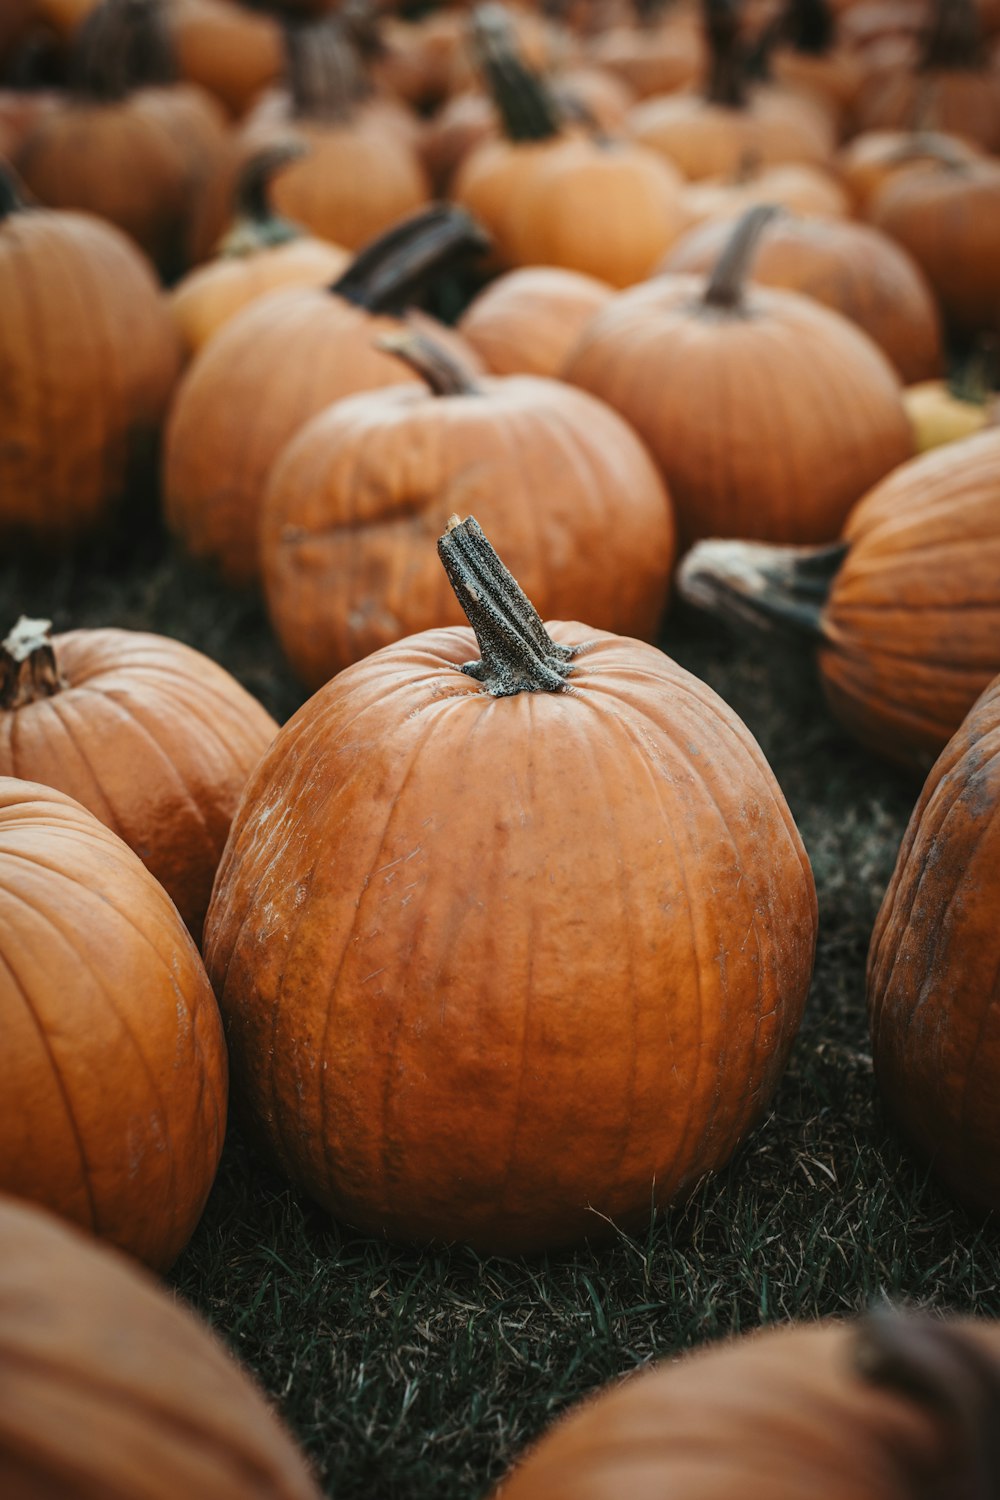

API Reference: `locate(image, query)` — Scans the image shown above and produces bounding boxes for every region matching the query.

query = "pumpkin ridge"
[36,697,125,836]
[0,935,99,1233]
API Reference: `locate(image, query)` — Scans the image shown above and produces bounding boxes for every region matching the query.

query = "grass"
[5,520,1000,1498]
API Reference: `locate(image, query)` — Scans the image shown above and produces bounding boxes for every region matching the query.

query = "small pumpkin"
[676,159,851,229]
[0,167,181,545]
[836,127,983,214]
[163,203,488,589]
[564,204,914,548]
[869,675,1000,1215]
[457,263,614,377]
[260,331,675,685]
[204,516,816,1252]
[677,427,1000,771]
[0,618,278,940]
[0,1194,321,1498]
[496,1308,1000,1499]
[169,0,284,120]
[0,779,227,1271]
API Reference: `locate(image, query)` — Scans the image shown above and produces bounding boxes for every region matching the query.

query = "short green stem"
[220,142,305,257]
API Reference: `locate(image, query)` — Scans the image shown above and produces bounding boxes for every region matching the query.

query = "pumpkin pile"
[3,0,1000,1490]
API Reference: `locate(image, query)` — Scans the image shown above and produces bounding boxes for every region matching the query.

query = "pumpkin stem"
[0,166,27,222]
[284,18,371,123]
[677,537,846,639]
[378,329,484,396]
[219,142,305,257]
[0,619,66,710]
[703,203,781,311]
[920,0,985,72]
[885,130,977,172]
[70,0,176,102]
[854,1306,1000,1497]
[438,516,578,696]
[472,3,565,142]
[330,204,490,316]
[783,0,835,54]
[703,0,750,108]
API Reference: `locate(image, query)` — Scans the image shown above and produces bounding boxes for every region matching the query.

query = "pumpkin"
[496,1308,1000,1499]
[836,127,984,213]
[0,617,277,940]
[452,9,685,286]
[203,515,816,1252]
[766,0,867,131]
[677,428,1000,771]
[260,331,675,685]
[170,0,284,120]
[14,0,230,281]
[586,6,705,98]
[869,675,1000,1214]
[457,263,614,377]
[564,204,914,549]
[867,155,1000,336]
[676,159,851,228]
[0,779,227,1271]
[0,1194,321,1498]
[903,378,997,450]
[163,203,489,589]
[0,167,181,545]
[169,141,350,360]
[660,213,943,385]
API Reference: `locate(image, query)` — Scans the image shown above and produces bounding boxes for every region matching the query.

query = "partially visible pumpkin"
[676,160,851,228]
[457,264,614,377]
[0,779,227,1271]
[836,127,983,213]
[170,0,284,119]
[904,378,997,449]
[0,1194,321,1498]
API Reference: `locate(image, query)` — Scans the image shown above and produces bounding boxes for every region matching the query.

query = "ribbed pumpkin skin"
[868,677,1000,1212]
[0,1196,321,1499]
[660,217,943,385]
[0,628,278,939]
[496,1319,1000,1500]
[0,781,228,1272]
[0,208,180,543]
[564,276,914,548]
[627,88,835,181]
[457,265,614,378]
[204,625,816,1252]
[819,429,1000,771]
[261,377,675,685]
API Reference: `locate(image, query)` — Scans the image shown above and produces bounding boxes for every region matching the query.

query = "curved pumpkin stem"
[219,142,306,257]
[0,619,66,710]
[438,516,577,696]
[70,0,176,102]
[703,203,781,311]
[472,3,565,142]
[378,329,483,397]
[854,1306,1000,1497]
[330,204,490,316]
[677,537,846,639]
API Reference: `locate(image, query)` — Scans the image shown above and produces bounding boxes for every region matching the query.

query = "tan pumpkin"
[163,204,489,588]
[0,1194,321,1498]
[660,213,943,384]
[260,331,675,685]
[204,516,816,1252]
[0,169,181,545]
[169,142,350,360]
[457,263,614,377]
[0,618,277,940]
[869,675,1000,1215]
[678,428,1000,771]
[564,205,914,549]
[14,0,230,280]
[497,1310,1000,1499]
[0,779,227,1271]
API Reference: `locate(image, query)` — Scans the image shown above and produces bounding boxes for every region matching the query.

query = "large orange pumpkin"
[564,204,914,548]
[457,263,614,377]
[0,169,181,545]
[0,618,277,940]
[260,332,675,685]
[496,1309,1000,1499]
[868,674,1000,1213]
[677,427,1000,771]
[204,516,816,1253]
[0,779,227,1271]
[0,1194,321,1498]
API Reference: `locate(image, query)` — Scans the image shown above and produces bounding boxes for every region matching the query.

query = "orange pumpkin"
[564,205,914,548]
[869,675,1000,1214]
[496,1310,1000,1499]
[164,204,489,588]
[836,127,984,213]
[678,428,1000,771]
[204,516,816,1252]
[586,6,706,98]
[676,159,851,228]
[0,169,181,545]
[0,1194,321,1498]
[260,332,675,685]
[170,0,284,119]
[0,618,277,940]
[660,213,943,384]
[457,263,614,377]
[169,142,350,360]
[0,779,227,1271]
[14,0,230,280]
